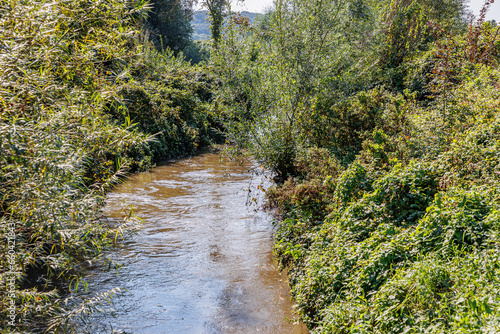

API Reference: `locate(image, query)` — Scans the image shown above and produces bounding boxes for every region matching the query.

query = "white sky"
[229,0,273,12]
[470,0,500,21]
[227,0,499,20]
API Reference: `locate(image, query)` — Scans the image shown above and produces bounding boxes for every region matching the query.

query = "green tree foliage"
[212,0,469,175]
[148,0,194,52]
[196,0,246,46]
[213,0,388,179]
[380,0,468,89]
[204,0,226,46]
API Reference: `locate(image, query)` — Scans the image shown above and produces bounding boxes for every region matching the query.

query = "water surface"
[85,153,307,334]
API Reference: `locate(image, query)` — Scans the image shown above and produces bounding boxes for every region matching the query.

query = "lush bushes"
[210,1,500,332]
[212,0,470,179]
[0,0,219,332]
[269,33,500,334]
[299,186,500,333]
[275,163,500,333]
[107,51,221,165]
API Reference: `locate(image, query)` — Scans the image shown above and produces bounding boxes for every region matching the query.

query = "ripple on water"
[82,153,308,334]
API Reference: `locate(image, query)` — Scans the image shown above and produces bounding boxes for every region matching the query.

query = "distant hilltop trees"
[192,10,259,40]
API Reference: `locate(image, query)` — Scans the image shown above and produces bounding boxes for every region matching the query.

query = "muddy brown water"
[84,153,308,334]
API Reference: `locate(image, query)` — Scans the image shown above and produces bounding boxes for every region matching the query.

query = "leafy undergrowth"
[0,0,220,332]
[206,0,500,332]
[271,27,500,334]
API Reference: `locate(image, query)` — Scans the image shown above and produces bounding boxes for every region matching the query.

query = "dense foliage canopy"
[147,0,194,52]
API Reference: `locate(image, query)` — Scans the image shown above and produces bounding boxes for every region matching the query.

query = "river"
[83,152,308,334]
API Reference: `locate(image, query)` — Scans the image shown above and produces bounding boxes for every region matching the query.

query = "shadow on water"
[83,153,309,334]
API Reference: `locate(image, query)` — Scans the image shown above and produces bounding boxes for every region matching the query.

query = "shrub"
[0,0,220,331]
[267,147,342,220]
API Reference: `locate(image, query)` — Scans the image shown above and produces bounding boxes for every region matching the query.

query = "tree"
[212,0,360,179]
[148,0,194,52]
[211,0,470,179]
[205,0,225,46]
[196,0,244,46]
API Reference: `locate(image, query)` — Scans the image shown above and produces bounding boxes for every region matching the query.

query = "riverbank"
[0,1,220,331]
[267,48,500,334]
[207,3,500,333]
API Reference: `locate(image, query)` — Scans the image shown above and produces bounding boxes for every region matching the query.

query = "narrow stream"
[84,153,308,334]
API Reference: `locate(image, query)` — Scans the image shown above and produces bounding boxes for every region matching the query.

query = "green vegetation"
[192,10,259,40]
[212,0,500,332]
[147,0,194,52]
[0,0,220,332]
[2,0,500,332]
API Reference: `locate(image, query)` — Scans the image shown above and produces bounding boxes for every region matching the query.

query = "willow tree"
[211,0,469,179]
[213,0,361,179]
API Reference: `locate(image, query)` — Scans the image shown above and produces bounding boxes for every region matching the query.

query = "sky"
[468,0,499,21]
[220,0,499,21]
[229,0,273,12]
